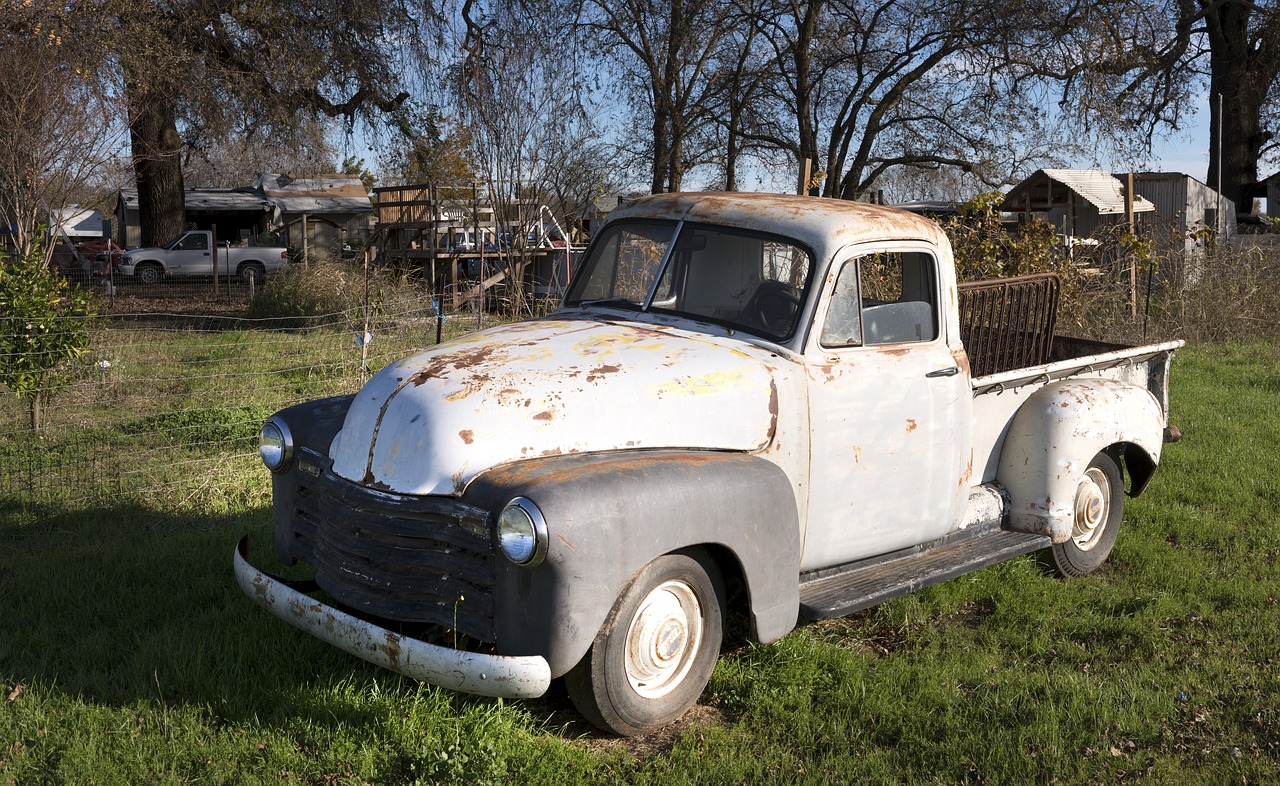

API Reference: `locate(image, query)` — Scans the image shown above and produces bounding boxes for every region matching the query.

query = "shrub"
[245,261,366,325]
[0,242,95,433]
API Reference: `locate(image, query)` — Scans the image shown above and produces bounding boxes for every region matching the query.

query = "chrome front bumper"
[233,537,551,699]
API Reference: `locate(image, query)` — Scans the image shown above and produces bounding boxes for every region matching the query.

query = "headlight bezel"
[259,416,294,473]
[497,497,549,567]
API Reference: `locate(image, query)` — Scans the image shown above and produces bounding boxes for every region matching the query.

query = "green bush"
[0,242,95,433]
[939,193,1093,330]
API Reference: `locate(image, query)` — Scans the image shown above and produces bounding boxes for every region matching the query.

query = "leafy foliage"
[939,192,1093,328]
[0,243,94,431]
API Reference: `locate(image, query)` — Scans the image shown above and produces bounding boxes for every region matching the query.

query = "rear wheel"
[565,551,725,736]
[239,261,266,285]
[1049,450,1124,577]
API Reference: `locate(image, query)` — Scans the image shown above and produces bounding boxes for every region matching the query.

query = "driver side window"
[820,251,939,348]
[176,233,208,251]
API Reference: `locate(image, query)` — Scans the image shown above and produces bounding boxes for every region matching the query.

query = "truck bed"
[959,274,1183,485]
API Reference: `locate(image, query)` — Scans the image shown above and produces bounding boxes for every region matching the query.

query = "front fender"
[463,450,801,678]
[998,378,1164,543]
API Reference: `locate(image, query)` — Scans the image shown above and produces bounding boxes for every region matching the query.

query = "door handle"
[926,366,960,378]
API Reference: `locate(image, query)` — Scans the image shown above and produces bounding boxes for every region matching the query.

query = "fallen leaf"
[5,685,23,703]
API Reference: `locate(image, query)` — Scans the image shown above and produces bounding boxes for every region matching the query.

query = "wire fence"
[0,282,515,513]
[4,236,1277,515]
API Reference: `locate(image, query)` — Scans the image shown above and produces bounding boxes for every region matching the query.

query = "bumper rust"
[233,537,550,699]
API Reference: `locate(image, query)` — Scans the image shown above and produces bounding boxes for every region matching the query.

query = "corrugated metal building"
[1123,172,1236,249]
[1264,171,1280,219]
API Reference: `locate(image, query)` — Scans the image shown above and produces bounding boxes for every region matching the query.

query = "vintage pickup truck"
[235,192,1182,736]
[117,230,288,285]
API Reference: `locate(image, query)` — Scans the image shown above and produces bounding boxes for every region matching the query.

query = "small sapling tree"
[0,243,95,434]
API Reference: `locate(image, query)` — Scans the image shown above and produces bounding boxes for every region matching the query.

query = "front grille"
[288,469,496,642]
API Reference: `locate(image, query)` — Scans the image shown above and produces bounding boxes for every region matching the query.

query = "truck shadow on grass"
[0,499,725,751]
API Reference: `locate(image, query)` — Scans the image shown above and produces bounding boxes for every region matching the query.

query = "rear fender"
[463,450,801,678]
[998,378,1163,543]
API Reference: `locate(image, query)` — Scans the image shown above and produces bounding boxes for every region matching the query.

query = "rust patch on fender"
[459,429,474,445]
[767,381,780,441]
[533,410,554,421]
[906,419,917,432]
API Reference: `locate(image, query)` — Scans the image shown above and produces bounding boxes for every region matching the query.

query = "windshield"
[564,220,813,340]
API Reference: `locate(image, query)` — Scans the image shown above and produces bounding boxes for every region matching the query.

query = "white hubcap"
[625,579,703,698]
[1072,466,1111,550]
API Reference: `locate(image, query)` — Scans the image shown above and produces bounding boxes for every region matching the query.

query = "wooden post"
[800,159,812,196]
[301,213,309,269]
[1126,173,1136,319]
[211,223,219,294]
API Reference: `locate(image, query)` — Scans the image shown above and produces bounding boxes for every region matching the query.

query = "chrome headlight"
[497,497,548,567]
[258,416,294,472]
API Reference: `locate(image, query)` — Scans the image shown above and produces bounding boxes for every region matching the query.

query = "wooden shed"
[1001,169,1157,251]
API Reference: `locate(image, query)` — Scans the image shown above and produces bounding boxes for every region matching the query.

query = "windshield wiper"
[573,298,644,310]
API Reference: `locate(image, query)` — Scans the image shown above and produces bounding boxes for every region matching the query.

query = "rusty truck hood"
[329,318,785,495]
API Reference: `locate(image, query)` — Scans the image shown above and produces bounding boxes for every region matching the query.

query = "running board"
[798,529,1051,621]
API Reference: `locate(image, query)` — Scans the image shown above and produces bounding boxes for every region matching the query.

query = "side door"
[800,245,971,571]
[169,232,212,275]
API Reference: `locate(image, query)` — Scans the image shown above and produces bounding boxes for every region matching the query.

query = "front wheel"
[1049,450,1124,577]
[565,551,725,736]
[136,262,163,286]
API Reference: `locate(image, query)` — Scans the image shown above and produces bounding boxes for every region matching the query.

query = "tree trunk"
[125,78,185,246]
[29,388,41,435]
[1204,1,1279,214]
[651,107,670,193]
[794,0,822,195]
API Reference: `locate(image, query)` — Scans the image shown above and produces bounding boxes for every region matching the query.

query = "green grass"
[2,342,1278,784]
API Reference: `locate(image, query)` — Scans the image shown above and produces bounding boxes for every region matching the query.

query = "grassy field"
[1,340,1278,785]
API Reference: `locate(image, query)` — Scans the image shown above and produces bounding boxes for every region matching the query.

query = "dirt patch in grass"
[524,683,735,756]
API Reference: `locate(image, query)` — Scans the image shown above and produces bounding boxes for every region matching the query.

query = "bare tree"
[182,116,339,189]
[730,0,1089,199]
[453,1,609,234]
[585,0,734,193]
[0,22,124,260]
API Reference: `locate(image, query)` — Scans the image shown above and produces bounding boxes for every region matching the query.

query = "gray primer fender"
[463,450,801,678]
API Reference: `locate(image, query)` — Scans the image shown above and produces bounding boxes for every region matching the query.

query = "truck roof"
[607,192,948,255]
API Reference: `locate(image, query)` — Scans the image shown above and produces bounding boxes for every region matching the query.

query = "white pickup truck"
[117,230,288,285]
[235,193,1182,736]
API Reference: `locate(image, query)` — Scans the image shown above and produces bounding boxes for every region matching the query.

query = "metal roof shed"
[1125,172,1236,246]
[1002,169,1156,244]
[254,173,374,260]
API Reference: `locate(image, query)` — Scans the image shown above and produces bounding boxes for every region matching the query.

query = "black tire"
[136,262,163,286]
[565,551,725,736]
[1049,450,1124,577]
[239,262,266,285]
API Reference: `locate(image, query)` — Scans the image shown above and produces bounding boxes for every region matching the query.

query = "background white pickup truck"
[118,230,288,285]
[236,192,1181,736]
